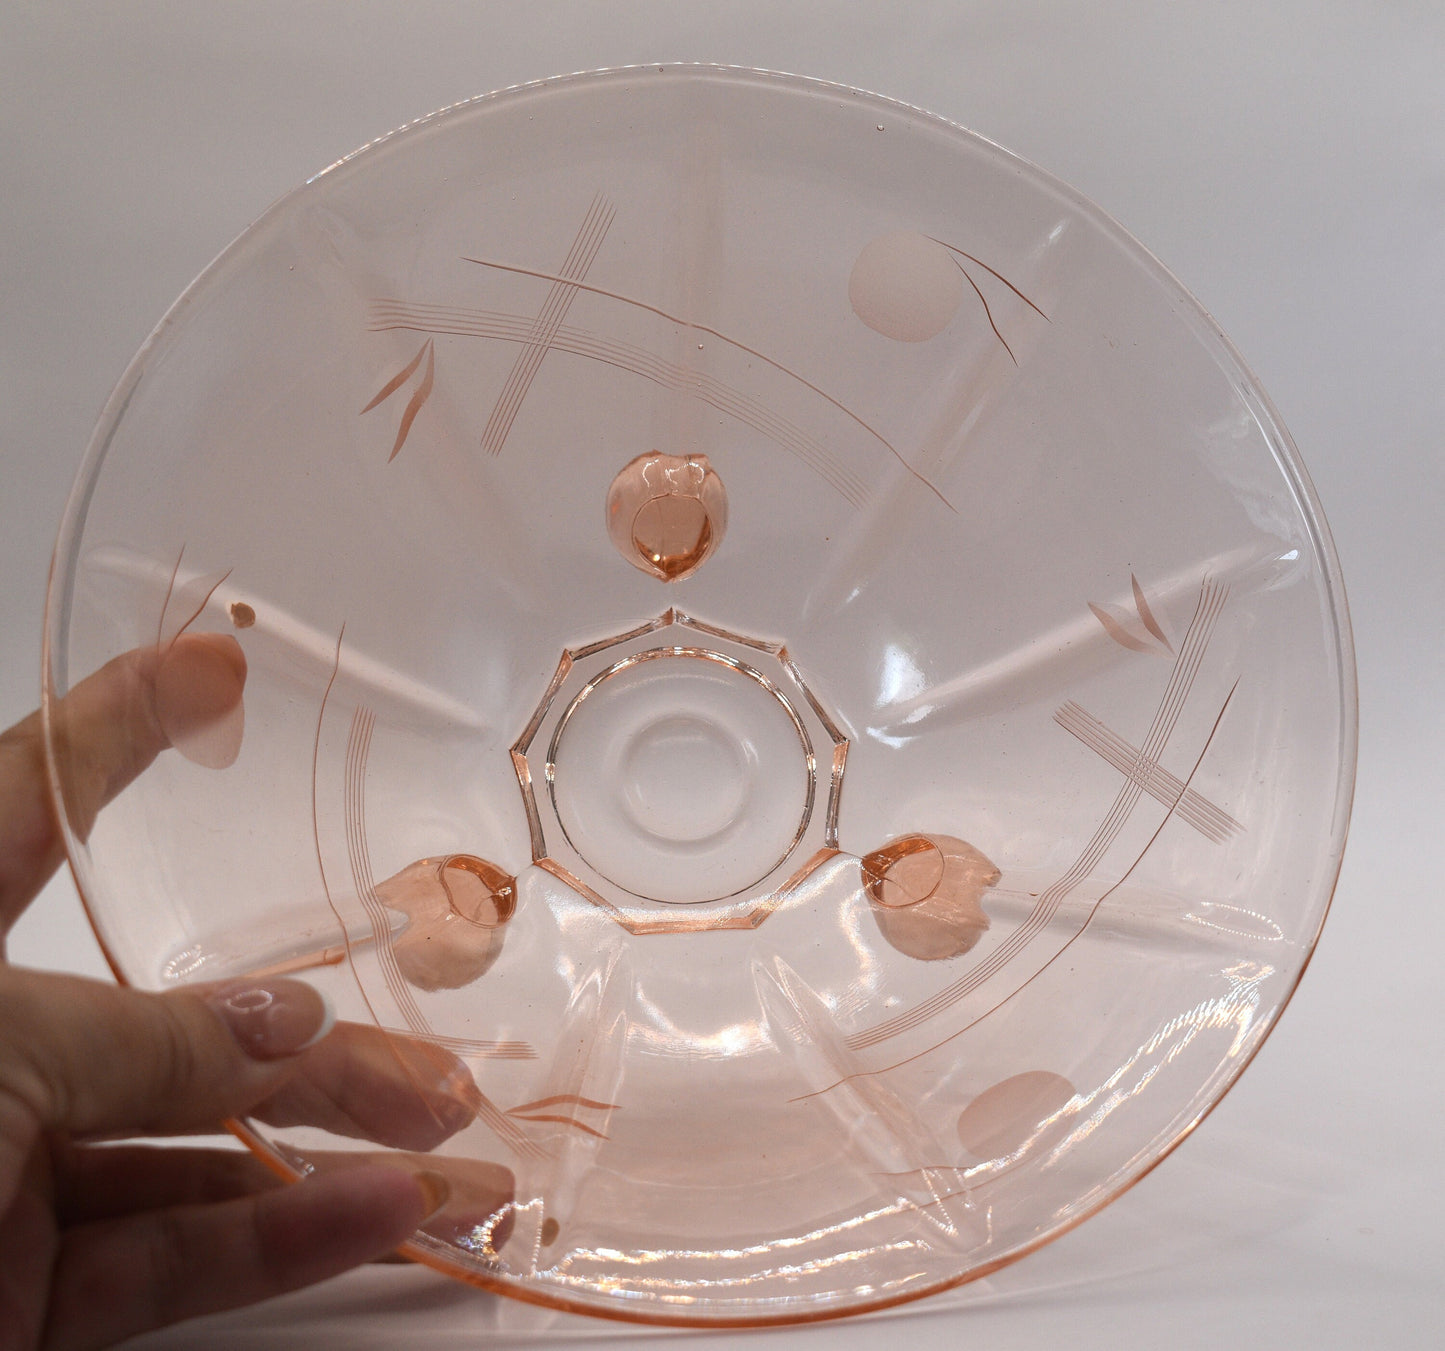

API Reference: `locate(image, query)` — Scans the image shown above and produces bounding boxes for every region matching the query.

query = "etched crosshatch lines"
[846,576,1238,1054]
[360,194,1048,510]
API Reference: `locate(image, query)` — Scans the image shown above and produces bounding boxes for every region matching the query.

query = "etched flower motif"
[605,452,728,582]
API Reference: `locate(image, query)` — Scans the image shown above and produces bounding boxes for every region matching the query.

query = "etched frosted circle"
[849,230,965,341]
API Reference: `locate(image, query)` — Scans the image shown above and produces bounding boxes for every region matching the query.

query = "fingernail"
[415,1170,452,1222]
[435,1068,483,1135]
[206,979,335,1060]
[156,634,248,770]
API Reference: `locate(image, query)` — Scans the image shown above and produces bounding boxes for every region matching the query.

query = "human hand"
[0,637,490,1350]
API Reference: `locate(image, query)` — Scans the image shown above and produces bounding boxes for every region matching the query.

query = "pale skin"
[0,635,468,1351]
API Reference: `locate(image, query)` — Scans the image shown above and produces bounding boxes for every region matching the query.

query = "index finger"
[0,633,246,935]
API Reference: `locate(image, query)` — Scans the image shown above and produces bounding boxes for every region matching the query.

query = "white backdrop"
[2,4,1441,1347]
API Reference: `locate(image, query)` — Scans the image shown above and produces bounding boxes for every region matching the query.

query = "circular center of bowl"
[619,712,749,843]
[548,650,812,903]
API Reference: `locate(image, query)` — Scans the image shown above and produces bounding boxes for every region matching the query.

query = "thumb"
[0,968,330,1191]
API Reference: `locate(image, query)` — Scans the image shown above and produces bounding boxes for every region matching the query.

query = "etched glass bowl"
[43,67,1355,1325]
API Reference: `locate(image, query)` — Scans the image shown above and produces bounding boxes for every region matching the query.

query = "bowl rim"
[41,62,1358,1327]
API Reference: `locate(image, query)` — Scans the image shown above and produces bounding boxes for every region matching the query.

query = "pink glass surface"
[42,67,1355,1325]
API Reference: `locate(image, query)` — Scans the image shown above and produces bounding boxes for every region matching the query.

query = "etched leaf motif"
[1089,601,1156,654]
[361,337,435,461]
[360,339,429,413]
[1132,573,1173,652]
[505,1093,620,1140]
[388,339,435,462]
[1091,577,1173,655]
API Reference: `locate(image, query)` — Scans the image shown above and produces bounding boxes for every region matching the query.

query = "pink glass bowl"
[43,66,1355,1325]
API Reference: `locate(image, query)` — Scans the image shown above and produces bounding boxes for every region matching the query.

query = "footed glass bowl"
[43,67,1355,1326]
